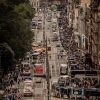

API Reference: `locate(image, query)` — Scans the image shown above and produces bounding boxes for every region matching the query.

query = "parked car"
[24,79,33,87]
[51,82,61,97]
[37,22,42,29]
[23,86,33,97]
[31,20,37,29]
[22,66,31,76]
[60,64,68,75]
[58,75,70,87]
[38,16,42,21]
[52,33,59,41]
[56,44,60,47]
[52,27,57,32]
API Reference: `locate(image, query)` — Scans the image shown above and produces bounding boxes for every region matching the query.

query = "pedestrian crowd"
[0,66,22,100]
[57,3,100,100]
[58,2,97,71]
[71,77,99,88]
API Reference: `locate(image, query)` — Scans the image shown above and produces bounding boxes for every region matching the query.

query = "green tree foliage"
[0,43,15,75]
[8,0,30,5]
[0,0,35,70]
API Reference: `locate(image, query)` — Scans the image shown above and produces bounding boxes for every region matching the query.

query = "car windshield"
[25,83,32,87]
[24,67,30,70]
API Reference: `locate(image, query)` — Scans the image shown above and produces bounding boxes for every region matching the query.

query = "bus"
[34,64,45,77]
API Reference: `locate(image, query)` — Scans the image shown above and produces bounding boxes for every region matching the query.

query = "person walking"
[7,92,12,100]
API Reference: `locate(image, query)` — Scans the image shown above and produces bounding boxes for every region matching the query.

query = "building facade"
[66,0,100,65]
[29,0,40,11]
[89,0,100,65]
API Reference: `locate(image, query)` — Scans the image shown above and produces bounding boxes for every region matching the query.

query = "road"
[17,7,67,100]
[20,7,68,100]
[32,8,68,100]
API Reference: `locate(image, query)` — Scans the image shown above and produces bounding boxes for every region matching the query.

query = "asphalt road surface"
[22,8,68,100]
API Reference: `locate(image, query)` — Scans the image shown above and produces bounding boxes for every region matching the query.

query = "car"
[52,18,57,22]
[52,27,57,32]
[56,44,60,47]
[37,22,42,29]
[23,69,31,76]
[53,33,58,38]
[21,62,30,68]
[58,75,70,87]
[31,21,37,29]
[23,86,33,97]
[51,82,61,97]
[60,64,68,75]
[35,77,42,83]
[24,77,34,86]
[46,13,52,22]
[51,82,58,92]
[52,35,59,41]
[22,67,31,76]
[38,16,42,21]
[24,79,33,86]
[52,22,57,27]
[47,16,51,22]
[24,76,33,81]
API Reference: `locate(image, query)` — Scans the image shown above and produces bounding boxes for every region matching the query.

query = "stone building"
[66,0,100,65]
[89,0,100,65]
[29,0,40,11]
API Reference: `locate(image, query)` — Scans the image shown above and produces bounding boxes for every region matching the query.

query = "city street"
[1,0,100,100]
[31,7,68,100]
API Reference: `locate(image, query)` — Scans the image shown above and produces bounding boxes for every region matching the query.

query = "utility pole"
[43,11,46,47]
[71,0,74,28]
[43,0,47,47]
[89,0,93,57]
[45,37,50,100]
[43,0,50,100]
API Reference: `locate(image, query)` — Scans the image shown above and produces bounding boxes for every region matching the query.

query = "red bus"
[34,64,45,77]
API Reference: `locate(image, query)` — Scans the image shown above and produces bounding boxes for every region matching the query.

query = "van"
[60,64,68,75]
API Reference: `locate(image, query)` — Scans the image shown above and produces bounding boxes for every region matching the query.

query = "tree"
[0,0,35,73]
[0,43,15,75]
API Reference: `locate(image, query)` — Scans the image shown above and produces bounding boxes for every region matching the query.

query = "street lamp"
[45,37,50,100]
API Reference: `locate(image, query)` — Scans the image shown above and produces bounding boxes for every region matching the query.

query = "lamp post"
[43,1,50,100]
[45,37,50,100]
